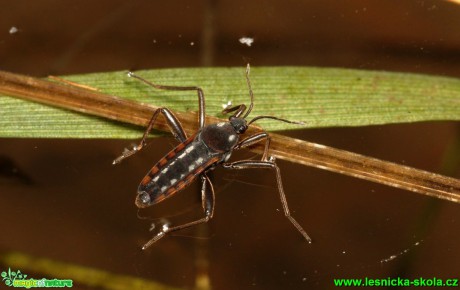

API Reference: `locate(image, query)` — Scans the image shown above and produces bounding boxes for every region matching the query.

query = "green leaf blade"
[0,67,459,138]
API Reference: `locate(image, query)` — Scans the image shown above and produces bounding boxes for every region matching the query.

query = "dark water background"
[0,1,459,289]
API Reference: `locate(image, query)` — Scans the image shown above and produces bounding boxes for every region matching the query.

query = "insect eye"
[237,125,247,133]
[230,118,248,133]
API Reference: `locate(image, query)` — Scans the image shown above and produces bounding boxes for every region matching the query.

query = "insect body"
[136,121,240,208]
[114,65,311,249]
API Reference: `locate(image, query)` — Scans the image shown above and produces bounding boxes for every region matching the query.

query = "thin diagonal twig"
[0,70,459,203]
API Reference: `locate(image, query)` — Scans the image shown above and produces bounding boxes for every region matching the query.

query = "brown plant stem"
[0,70,459,203]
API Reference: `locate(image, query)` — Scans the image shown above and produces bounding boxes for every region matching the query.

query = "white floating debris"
[380,239,423,263]
[239,37,254,47]
[222,100,232,109]
[9,26,19,34]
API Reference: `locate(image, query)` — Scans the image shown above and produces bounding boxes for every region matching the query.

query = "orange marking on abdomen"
[174,134,196,153]
[175,180,186,191]
[158,158,168,166]
[152,194,167,204]
[164,187,175,196]
[167,151,176,159]
[149,165,159,176]
[174,143,185,153]
[141,175,151,186]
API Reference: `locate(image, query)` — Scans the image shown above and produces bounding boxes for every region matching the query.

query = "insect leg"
[222,160,312,243]
[234,132,271,161]
[200,173,215,218]
[128,72,206,128]
[221,104,247,118]
[141,173,215,250]
[113,107,186,164]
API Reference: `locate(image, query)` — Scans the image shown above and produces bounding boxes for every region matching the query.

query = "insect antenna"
[242,64,304,126]
[242,63,254,119]
[248,115,305,126]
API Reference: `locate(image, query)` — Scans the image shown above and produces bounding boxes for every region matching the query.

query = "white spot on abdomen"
[185,145,195,153]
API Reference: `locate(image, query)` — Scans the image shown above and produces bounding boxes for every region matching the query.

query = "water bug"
[113,64,311,249]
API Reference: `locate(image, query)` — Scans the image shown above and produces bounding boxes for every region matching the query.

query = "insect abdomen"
[137,136,219,207]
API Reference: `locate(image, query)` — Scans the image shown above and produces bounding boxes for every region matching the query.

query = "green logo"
[1,268,27,286]
[1,268,73,288]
